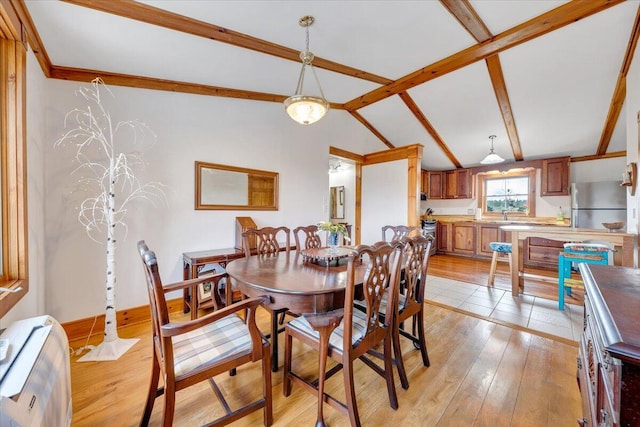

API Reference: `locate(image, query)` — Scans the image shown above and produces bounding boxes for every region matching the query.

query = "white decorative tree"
[55,78,165,361]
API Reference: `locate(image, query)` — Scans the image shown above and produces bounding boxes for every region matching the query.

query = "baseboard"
[61,298,184,342]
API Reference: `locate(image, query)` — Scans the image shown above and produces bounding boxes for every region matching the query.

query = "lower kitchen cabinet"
[452,222,475,255]
[578,264,640,427]
[436,222,450,252]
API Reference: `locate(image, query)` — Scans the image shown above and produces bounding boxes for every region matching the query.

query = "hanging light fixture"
[480,135,504,165]
[284,16,330,125]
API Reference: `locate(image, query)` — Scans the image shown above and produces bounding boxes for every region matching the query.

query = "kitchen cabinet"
[436,221,450,252]
[523,236,564,268]
[578,264,640,427]
[476,224,513,258]
[541,156,570,196]
[428,171,443,199]
[444,169,472,199]
[452,222,475,255]
[421,169,428,194]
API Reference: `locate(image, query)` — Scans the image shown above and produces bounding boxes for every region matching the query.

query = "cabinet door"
[428,171,443,199]
[524,237,564,268]
[444,170,457,199]
[436,222,450,252]
[452,223,475,254]
[541,157,570,196]
[421,169,428,193]
[456,169,472,198]
[476,224,500,257]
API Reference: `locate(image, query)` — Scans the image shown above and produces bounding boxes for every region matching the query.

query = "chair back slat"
[293,225,323,250]
[382,225,423,242]
[243,226,291,258]
[398,235,432,309]
[344,240,403,351]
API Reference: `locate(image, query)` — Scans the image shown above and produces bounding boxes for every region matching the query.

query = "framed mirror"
[330,186,345,219]
[195,161,279,210]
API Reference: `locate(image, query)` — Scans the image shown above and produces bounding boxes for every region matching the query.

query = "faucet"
[502,210,508,220]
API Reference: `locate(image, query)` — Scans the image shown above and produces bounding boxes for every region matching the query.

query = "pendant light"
[284,16,330,125]
[480,135,504,165]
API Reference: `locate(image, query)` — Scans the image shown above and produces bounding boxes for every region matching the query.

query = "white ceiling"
[23,0,639,170]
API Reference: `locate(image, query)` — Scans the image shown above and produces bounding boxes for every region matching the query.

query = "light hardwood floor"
[68,255,582,426]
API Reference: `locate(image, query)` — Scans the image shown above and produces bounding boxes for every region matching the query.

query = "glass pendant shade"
[284,94,329,125]
[480,135,504,164]
[285,16,329,125]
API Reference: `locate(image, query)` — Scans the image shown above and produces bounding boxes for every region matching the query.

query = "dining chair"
[137,241,272,427]
[283,240,404,427]
[382,234,433,389]
[293,224,323,250]
[243,226,292,372]
[381,224,423,242]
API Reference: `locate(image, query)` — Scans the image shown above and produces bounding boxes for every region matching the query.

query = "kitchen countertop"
[423,215,571,227]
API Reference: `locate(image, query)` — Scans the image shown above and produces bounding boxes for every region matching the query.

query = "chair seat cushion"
[563,242,610,252]
[287,309,371,351]
[173,313,252,377]
[489,242,512,253]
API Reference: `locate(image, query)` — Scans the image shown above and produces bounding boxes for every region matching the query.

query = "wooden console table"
[182,248,245,319]
[502,225,636,296]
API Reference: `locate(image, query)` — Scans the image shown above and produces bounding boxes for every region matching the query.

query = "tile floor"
[425,275,584,342]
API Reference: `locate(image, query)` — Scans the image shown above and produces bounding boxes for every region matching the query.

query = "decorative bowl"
[602,222,624,231]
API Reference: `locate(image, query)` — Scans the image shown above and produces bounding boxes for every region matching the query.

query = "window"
[478,169,536,218]
[0,31,29,316]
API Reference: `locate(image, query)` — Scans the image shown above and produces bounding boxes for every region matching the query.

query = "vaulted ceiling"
[14,0,640,170]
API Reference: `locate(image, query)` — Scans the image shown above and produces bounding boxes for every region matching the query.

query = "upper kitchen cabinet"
[421,169,428,194]
[444,169,472,199]
[541,157,570,196]
[427,171,443,199]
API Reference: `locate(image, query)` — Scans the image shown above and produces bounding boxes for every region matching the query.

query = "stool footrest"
[563,278,584,288]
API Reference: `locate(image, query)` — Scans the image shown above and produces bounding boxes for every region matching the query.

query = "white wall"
[361,160,407,244]
[626,38,640,237]
[32,72,383,323]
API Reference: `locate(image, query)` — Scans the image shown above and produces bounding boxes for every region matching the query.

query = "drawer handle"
[602,350,612,371]
[600,409,609,424]
[577,417,587,426]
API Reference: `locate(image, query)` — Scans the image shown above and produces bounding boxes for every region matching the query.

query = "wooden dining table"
[225,248,365,427]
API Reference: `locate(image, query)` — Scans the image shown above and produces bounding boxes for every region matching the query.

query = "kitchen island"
[502,225,636,296]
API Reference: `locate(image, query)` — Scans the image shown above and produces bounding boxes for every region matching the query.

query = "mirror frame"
[195,161,279,210]
[330,185,345,219]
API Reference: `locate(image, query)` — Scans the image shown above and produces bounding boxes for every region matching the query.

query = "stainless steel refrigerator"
[571,181,627,229]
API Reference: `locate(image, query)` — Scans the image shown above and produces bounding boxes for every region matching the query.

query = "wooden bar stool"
[488,242,512,286]
[558,243,610,310]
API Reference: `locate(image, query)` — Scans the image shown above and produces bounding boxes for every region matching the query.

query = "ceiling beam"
[571,150,626,162]
[347,110,395,150]
[61,0,392,85]
[398,92,462,169]
[345,0,625,110]
[596,3,640,155]
[440,0,491,42]
[485,56,523,161]
[49,65,345,109]
[442,0,523,163]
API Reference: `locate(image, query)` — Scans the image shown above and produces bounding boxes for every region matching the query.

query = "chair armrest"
[160,295,269,338]
[161,272,227,293]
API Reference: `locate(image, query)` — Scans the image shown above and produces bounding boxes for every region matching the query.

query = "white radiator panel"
[0,315,72,427]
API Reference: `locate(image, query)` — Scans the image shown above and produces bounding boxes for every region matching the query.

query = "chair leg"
[558,253,566,310]
[270,311,279,372]
[392,320,409,390]
[383,335,399,410]
[343,358,362,427]
[283,331,293,397]
[161,381,176,427]
[140,354,160,426]
[262,341,273,426]
[415,311,430,367]
[488,251,498,286]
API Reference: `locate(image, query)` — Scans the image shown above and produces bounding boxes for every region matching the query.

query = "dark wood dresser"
[578,264,640,427]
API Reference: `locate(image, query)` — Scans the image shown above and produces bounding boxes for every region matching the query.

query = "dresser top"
[581,264,640,363]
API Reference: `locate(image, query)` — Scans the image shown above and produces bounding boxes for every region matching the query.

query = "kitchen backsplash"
[420,194,571,218]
